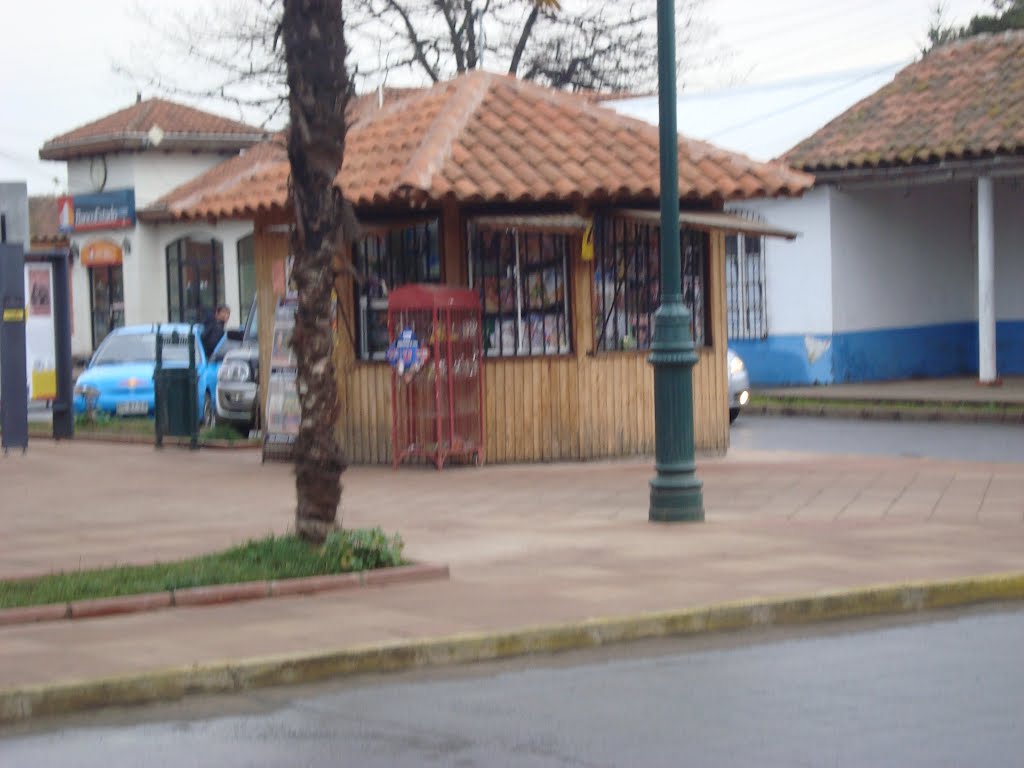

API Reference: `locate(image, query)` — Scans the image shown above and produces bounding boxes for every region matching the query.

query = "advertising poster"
[28,267,51,317]
[24,265,56,400]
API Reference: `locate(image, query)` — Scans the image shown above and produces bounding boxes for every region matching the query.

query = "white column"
[977,177,996,383]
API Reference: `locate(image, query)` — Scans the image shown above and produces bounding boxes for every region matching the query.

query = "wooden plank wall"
[254,213,730,465]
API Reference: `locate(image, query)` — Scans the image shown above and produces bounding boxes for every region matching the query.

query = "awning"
[612,209,799,240]
[469,213,590,234]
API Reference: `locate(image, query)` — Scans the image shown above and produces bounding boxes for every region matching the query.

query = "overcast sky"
[0,0,992,195]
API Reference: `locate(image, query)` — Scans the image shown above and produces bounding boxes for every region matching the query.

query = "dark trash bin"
[154,367,197,438]
[154,328,199,448]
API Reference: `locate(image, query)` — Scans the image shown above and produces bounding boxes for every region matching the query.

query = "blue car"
[73,324,224,425]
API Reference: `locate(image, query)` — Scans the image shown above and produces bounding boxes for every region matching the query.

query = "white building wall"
[70,220,253,354]
[67,156,135,196]
[829,182,976,333]
[69,260,92,357]
[726,186,834,335]
[137,220,254,322]
[994,178,1024,320]
[64,151,254,354]
[132,153,233,208]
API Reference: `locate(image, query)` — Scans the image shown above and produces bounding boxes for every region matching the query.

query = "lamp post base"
[649,472,704,522]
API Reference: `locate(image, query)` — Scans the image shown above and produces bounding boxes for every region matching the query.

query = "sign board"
[57,189,135,233]
[385,327,431,380]
[80,240,123,267]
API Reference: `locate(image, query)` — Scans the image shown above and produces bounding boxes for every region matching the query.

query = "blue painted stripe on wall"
[830,323,976,382]
[996,321,1024,375]
[736,322,1024,385]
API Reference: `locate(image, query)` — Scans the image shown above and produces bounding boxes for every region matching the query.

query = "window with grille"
[354,219,440,360]
[468,226,572,357]
[593,215,710,351]
[726,233,767,339]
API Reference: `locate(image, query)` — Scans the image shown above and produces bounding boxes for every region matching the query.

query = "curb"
[751,402,1024,425]
[2,570,1022,725]
[24,430,262,449]
[0,563,449,628]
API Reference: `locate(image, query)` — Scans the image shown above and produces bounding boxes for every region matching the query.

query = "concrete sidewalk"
[1,440,1023,700]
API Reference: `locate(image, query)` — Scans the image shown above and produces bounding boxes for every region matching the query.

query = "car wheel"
[729,407,740,424]
[202,393,215,428]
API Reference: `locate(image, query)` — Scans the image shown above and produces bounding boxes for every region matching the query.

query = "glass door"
[90,266,124,349]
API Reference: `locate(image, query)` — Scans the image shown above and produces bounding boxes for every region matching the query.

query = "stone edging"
[752,401,1024,425]
[0,563,449,628]
[1,570,1021,725]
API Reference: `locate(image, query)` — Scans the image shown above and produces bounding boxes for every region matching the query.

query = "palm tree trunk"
[281,0,351,543]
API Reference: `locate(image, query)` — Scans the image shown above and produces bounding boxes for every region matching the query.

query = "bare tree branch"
[121,0,725,124]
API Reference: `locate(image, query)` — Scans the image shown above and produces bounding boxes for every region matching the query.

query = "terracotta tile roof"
[146,71,812,221]
[141,140,289,222]
[785,31,1024,172]
[39,98,266,161]
[28,196,68,249]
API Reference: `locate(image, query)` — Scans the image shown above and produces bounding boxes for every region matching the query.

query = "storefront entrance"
[89,264,124,349]
[81,240,125,349]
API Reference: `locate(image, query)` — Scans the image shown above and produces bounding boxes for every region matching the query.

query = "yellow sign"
[31,370,57,401]
[81,240,123,268]
[3,307,26,322]
[580,221,595,262]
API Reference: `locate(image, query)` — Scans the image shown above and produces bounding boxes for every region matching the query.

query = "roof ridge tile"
[396,71,493,194]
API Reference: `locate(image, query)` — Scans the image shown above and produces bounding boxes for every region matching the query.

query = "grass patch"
[70,414,253,443]
[75,412,156,436]
[0,530,405,610]
[200,423,249,441]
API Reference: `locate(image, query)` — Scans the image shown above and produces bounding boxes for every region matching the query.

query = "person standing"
[201,304,231,357]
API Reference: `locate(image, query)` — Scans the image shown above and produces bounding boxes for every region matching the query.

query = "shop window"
[726,233,767,340]
[354,219,440,360]
[593,215,709,351]
[468,226,572,357]
[166,237,225,323]
[237,234,256,318]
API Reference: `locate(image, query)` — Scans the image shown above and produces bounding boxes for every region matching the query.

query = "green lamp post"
[648,0,704,522]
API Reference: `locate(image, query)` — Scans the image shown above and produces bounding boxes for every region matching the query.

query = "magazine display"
[262,298,299,460]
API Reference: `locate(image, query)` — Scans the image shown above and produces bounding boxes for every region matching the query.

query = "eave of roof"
[39,132,267,161]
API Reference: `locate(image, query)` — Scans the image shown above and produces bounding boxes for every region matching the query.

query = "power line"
[704,60,905,142]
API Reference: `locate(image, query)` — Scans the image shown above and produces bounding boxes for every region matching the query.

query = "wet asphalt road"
[731,413,1024,463]
[3,607,1022,767]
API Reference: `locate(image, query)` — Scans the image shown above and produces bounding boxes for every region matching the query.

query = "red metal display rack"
[387,284,485,469]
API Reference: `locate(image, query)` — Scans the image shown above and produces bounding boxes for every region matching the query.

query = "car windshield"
[92,333,196,365]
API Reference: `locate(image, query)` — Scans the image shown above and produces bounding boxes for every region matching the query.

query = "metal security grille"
[594,215,709,351]
[467,226,571,357]
[726,233,767,340]
[354,219,440,360]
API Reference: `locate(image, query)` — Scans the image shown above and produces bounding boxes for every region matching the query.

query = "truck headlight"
[218,360,253,383]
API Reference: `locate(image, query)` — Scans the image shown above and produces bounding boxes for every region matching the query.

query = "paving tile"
[1,442,1023,691]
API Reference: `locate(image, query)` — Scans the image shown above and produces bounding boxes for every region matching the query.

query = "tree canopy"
[924,1,1024,53]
